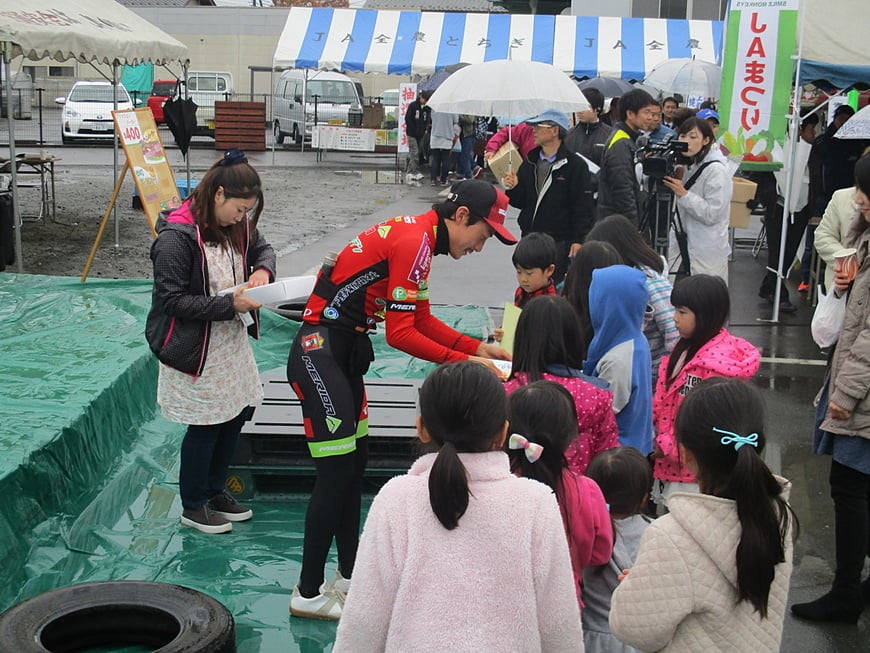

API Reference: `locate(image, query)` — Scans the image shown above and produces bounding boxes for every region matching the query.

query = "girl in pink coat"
[508,380,614,607]
[652,275,760,512]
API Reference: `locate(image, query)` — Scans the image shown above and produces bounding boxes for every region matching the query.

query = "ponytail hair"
[506,381,577,494]
[674,377,798,618]
[419,361,508,530]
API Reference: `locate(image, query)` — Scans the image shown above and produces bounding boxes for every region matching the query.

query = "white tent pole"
[183,62,190,190]
[301,69,307,154]
[112,62,120,248]
[770,4,807,322]
[4,53,23,273]
[270,65,276,165]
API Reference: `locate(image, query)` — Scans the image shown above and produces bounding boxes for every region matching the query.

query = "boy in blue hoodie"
[582,265,653,454]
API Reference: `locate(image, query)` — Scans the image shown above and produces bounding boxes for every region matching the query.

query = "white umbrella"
[427,59,589,174]
[643,57,722,108]
[835,104,870,139]
[426,59,590,117]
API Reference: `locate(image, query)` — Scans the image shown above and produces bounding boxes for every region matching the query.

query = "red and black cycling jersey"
[303,210,481,364]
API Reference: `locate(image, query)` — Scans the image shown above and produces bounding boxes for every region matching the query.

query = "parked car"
[147,79,178,124]
[56,81,134,144]
[184,71,233,136]
[272,69,363,144]
[380,88,400,128]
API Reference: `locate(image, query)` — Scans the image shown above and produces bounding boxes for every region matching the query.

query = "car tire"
[273,120,285,145]
[61,132,70,146]
[0,580,235,653]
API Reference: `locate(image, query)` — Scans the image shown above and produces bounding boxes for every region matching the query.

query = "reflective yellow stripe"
[608,129,630,148]
[308,434,357,458]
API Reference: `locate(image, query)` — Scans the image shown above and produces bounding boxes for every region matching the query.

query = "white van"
[272,70,363,144]
[184,71,233,135]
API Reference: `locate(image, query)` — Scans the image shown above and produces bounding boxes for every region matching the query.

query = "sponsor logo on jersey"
[325,415,342,433]
[331,270,380,308]
[392,286,407,300]
[301,332,324,352]
[323,307,339,320]
[387,301,416,312]
[407,234,432,284]
[350,237,363,253]
[377,225,392,238]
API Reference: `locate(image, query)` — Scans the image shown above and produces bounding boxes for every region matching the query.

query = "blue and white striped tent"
[273,8,723,80]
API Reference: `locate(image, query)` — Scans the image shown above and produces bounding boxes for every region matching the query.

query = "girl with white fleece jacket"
[611,377,797,653]
[334,361,584,653]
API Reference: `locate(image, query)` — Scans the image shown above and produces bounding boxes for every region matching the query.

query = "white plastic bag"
[811,286,847,348]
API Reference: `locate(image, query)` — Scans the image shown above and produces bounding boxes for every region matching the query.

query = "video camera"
[636,135,689,180]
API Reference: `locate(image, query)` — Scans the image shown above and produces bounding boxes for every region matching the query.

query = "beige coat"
[814,187,859,289]
[610,480,794,652]
[822,222,870,438]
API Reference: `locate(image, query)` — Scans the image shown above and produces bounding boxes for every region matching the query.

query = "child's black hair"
[586,447,651,517]
[666,274,730,383]
[512,232,558,271]
[562,241,623,356]
[586,214,665,274]
[675,377,798,618]
[419,361,507,530]
[509,295,585,383]
[507,380,577,509]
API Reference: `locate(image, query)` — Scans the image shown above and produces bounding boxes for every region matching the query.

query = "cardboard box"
[730,176,758,229]
[487,141,521,183]
[362,105,385,129]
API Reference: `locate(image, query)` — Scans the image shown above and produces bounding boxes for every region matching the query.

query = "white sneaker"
[289,584,342,621]
[333,569,351,594]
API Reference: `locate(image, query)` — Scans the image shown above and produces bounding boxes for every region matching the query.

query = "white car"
[381,88,400,128]
[56,81,134,144]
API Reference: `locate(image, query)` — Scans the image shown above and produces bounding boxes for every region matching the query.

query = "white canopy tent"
[0,0,188,274]
[799,0,870,87]
[768,0,870,321]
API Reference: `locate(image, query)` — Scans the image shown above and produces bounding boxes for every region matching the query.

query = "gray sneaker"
[180,505,232,534]
[207,491,253,522]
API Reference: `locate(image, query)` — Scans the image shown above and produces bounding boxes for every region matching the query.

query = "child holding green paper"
[493,232,558,343]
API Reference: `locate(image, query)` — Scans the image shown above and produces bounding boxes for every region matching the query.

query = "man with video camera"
[597,89,658,224]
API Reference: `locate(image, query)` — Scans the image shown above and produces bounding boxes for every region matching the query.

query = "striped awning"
[273,8,723,80]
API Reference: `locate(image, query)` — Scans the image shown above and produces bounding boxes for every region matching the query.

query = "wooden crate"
[214,101,266,151]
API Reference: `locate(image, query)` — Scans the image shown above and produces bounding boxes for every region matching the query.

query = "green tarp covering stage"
[0,274,493,651]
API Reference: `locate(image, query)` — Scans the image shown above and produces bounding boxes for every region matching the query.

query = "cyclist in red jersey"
[287,180,517,620]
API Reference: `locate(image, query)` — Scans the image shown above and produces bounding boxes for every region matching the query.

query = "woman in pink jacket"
[651,274,760,512]
[508,380,613,608]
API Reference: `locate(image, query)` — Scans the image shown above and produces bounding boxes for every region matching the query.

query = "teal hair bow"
[713,427,759,451]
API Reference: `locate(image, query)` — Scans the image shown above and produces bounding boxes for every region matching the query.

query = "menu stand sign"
[81,108,181,281]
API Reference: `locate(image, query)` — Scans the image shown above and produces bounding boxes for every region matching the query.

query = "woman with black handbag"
[663,116,733,284]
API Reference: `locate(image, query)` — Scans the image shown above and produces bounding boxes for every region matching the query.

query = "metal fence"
[0,91,403,149]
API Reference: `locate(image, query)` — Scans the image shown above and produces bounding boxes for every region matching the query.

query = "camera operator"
[598,89,658,224]
[661,116,732,284]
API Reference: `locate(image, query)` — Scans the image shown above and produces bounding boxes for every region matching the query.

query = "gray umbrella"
[575,76,636,98]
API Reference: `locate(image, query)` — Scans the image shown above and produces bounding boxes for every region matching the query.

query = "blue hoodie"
[583,265,653,454]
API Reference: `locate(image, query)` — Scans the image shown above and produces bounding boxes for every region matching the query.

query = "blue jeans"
[458,135,475,179]
[179,410,248,509]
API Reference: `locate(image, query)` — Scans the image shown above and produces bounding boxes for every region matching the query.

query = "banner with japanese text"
[718,0,799,166]
[398,83,416,154]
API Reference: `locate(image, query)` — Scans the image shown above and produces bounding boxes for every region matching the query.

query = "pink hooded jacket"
[653,329,760,482]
